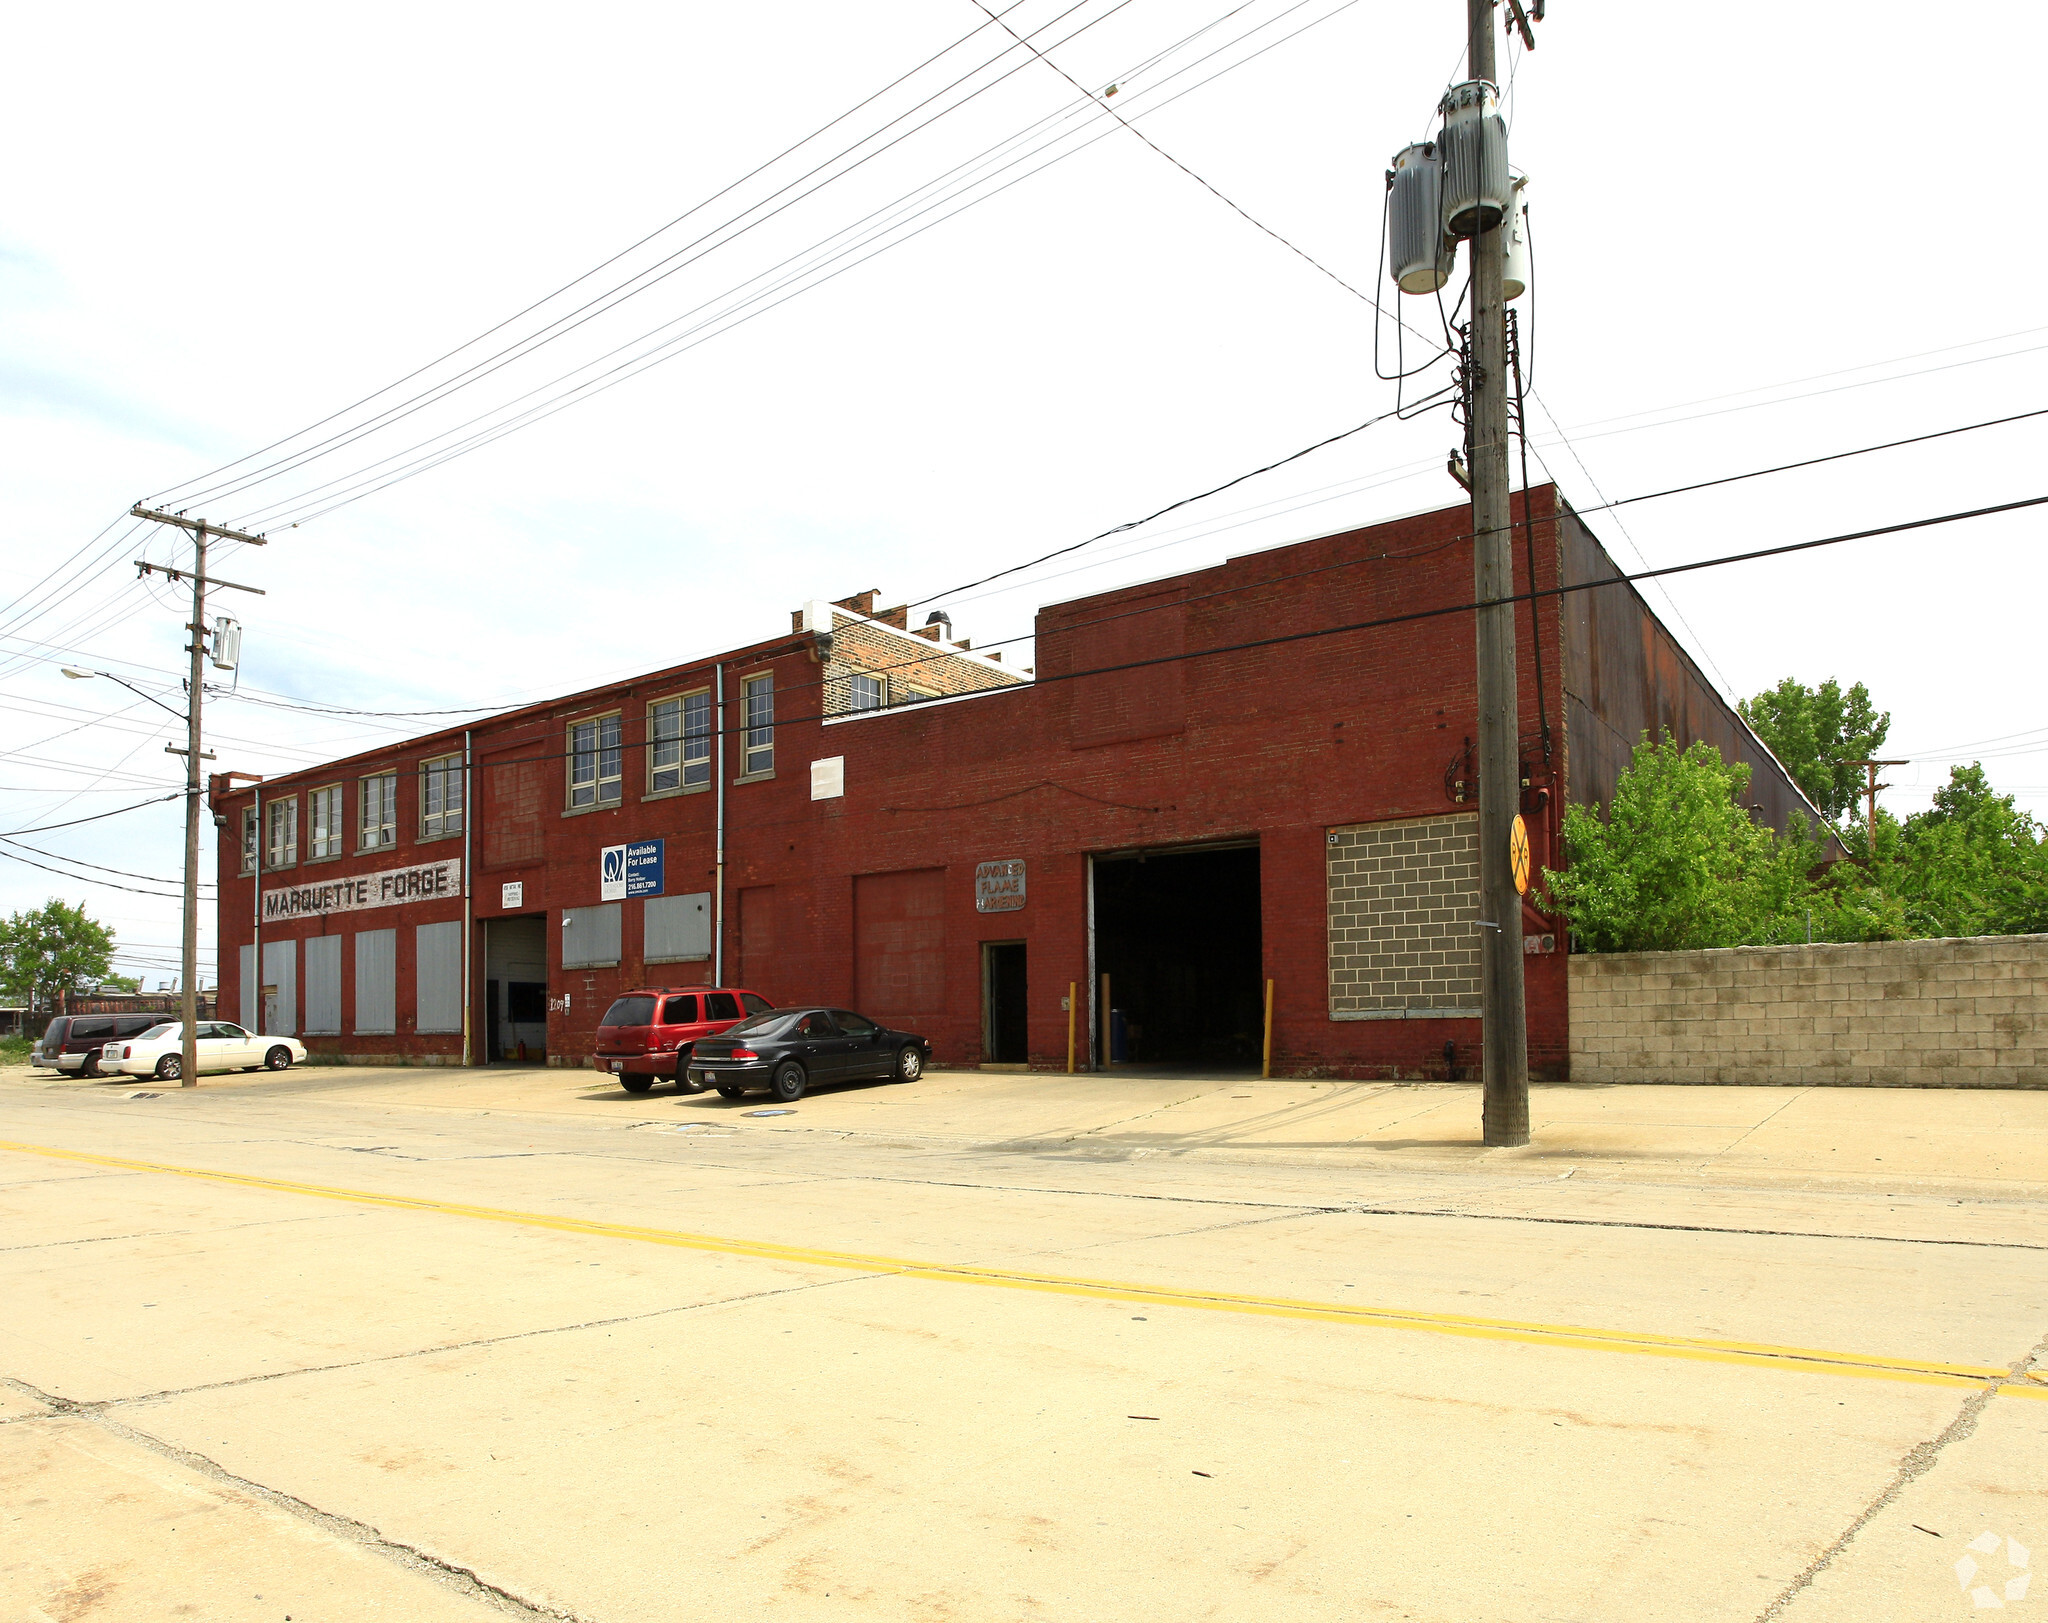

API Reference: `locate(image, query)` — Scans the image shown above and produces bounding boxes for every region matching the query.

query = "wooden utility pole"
[129,505,268,1087]
[1844,759,1907,856]
[1465,0,1529,1145]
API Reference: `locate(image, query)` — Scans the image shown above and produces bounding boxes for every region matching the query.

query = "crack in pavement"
[1753,1324,2048,1621]
[0,1210,345,1254]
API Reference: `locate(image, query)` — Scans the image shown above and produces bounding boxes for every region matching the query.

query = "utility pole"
[1464,0,1529,1146]
[129,505,268,1087]
[1844,759,1907,857]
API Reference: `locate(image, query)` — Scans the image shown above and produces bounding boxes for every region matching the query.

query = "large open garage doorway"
[484,914,549,1064]
[1091,841,1262,1070]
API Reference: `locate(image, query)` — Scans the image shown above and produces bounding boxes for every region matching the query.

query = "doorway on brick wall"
[1091,840,1261,1069]
[485,914,549,1064]
[981,942,1027,1065]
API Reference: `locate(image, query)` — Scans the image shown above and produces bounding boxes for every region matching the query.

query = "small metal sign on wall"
[975,859,1026,912]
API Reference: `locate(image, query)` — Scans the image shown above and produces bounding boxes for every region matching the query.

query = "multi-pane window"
[265,797,298,869]
[360,771,397,850]
[741,675,774,776]
[240,807,259,874]
[569,714,622,808]
[848,672,886,711]
[420,753,464,839]
[649,692,713,793]
[309,784,343,860]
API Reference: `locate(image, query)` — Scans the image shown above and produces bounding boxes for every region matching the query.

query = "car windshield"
[599,996,658,1027]
[719,1011,796,1039]
[139,1023,176,1040]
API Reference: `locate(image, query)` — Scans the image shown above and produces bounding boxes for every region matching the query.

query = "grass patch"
[0,1035,33,1064]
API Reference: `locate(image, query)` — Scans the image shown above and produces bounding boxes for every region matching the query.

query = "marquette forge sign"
[261,859,461,922]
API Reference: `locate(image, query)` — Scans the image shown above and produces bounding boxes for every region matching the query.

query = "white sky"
[4,0,2042,986]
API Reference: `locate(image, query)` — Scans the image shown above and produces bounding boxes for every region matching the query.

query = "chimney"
[924,610,953,640]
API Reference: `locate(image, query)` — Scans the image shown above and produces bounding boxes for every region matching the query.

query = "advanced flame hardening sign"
[261,858,461,922]
[974,859,1026,913]
[600,840,664,901]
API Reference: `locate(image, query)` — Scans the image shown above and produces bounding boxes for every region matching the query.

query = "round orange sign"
[1510,814,1532,896]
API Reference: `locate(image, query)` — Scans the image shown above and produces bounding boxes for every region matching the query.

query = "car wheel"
[677,1070,708,1095]
[895,1046,923,1082]
[264,1046,293,1071]
[154,1054,181,1081]
[715,1084,748,1100]
[771,1062,807,1103]
[620,1074,654,1094]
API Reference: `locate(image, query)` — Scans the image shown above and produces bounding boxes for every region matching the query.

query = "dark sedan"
[686,1007,930,1102]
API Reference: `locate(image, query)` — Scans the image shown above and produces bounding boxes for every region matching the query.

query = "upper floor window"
[650,691,712,794]
[265,797,298,869]
[849,672,886,711]
[569,714,622,809]
[309,784,344,860]
[360,771,397,850]
[240,806,258,874]
[420,753,464,839]
[741,675,774,776]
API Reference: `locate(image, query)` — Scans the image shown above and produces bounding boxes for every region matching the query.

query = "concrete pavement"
[3,1062,2044,1620]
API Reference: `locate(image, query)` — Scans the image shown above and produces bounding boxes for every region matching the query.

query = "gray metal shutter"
[416,920,463,1034]
[562,903,622,969]
[261,939,297,1037]
[643,891,711,963]
[239,944,256,1030]
[303,935,342,1035]
[354,929,396,1034]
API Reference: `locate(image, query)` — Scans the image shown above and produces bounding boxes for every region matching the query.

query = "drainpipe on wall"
[714,662,726,985]
[461,728,473,1068]
[251,785,262,1036]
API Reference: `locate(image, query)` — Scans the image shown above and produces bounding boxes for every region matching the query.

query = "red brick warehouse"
[209,486,1820,1080]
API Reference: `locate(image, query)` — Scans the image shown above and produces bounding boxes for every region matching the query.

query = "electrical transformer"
[1502,177,1530,301]
[1437,80,1510,239]
[1386,142,1452,295]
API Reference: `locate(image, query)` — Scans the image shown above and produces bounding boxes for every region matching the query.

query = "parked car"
[104,1022,305,1081]
[686,1006,930,1102]
[33,1014,169,1077]
[593,986,774,1093]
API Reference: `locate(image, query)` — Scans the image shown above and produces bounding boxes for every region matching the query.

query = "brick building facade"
[209,486,1822,1079]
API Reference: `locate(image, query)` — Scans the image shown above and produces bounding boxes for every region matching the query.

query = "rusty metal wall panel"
[1558,506,1829,843]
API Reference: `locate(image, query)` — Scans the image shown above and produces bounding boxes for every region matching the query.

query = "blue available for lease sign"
[600,839,664,901]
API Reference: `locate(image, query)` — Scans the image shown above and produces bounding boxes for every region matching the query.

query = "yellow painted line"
[1,1137,2030,1394]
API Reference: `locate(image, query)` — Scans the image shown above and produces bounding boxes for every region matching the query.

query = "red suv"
[594,986,773,1093]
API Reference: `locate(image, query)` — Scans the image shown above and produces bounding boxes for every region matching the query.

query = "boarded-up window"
[261,939,298,1037]
[1065,595,1185,749]
[239,943,255,1030]
[484,755,545,868]
[645,891,712,963]
[355,929,396,1034]
[1326,813,1481,1018]
[563,903,622,969]
[855,868,945,1016]
[303,935,342,1035]
[416,920,463,1033]
[739,886,778,998]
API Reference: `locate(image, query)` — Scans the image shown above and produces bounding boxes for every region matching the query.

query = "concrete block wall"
[1570,934,2048,1088]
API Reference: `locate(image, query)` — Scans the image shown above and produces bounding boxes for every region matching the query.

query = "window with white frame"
[360,771,397,850]
[420,753,464,839]
[649,692,712,794]
[569,714,622,808]
[309,783,343,859]
[741,675,774,776]
[240,806,259,874]
[265,796,298,869]
[848,671,886,711]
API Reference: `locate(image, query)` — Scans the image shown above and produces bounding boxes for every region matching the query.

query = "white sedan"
[106,1022,305,1081]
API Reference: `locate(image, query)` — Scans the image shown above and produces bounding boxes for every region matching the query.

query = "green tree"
[0,899,116,1012]
[1738,677,1890,825]
[99,973,141,994]
[1544,733,1820,952]
[1870,764,2048,938]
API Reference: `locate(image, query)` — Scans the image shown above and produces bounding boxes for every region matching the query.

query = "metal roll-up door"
[303,935,342,1035]
[261,939,297,1037]
[239,944,256,1030]
[355,929,396,1034]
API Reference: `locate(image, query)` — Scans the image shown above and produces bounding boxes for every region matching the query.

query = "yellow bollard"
[1066,981,1076,1075]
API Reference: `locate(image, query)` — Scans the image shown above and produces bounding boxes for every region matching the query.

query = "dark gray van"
[34,1015,168,1077]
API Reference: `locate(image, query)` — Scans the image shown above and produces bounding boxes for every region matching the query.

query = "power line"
[4,792,187,838]
[0,842,190,900]
[0,837,214,891]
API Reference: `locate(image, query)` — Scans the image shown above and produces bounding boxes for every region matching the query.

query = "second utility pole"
[1466,0,1530,1145]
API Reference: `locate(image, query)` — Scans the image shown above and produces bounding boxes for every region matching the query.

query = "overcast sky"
[4,0,2041,986]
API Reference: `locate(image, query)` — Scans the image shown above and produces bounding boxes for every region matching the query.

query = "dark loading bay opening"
[982,942,1028,1063]
[484,914,549,1064]
[1093,843,1262,1068]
